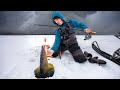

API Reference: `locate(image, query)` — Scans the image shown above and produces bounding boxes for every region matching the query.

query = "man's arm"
[69,19,93,33]
[50,30,61,52]
[46,30,61,56]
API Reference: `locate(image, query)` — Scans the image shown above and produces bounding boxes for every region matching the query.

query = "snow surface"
[0,35,120,79]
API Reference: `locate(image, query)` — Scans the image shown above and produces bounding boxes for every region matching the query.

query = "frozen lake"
[0,35,120,79]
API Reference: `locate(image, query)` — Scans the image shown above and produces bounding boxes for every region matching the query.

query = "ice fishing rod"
[34,24,96,40]
[34,24,87,31]
[34,24,57,27]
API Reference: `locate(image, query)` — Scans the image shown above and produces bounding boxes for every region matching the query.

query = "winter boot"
[84,51,107,65]
[89,57,107,66]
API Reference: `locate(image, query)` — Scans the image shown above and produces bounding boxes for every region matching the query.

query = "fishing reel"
[84,33,91,40]
[84,32,96,40]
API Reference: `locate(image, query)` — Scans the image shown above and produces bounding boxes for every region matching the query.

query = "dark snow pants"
[52,42,87,63]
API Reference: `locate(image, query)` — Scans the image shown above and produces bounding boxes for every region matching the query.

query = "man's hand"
[46,49,54,57]
[45,45,50,49]
[44,45,54,56]
[84,28,92,33]
[84,28,96,34]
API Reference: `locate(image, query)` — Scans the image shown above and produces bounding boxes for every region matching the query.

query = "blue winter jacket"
[50,11,88,52]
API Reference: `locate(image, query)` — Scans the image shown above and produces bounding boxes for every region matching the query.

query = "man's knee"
[73,55,87,63]
[72,49,87,63]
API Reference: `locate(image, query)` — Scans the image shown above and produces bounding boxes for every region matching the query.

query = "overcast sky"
[0,11,120,35]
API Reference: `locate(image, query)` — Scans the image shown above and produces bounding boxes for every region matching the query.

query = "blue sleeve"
[50,30,61,52]
[69,19,88,30]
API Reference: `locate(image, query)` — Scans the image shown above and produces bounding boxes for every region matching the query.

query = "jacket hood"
[52,11,66,26]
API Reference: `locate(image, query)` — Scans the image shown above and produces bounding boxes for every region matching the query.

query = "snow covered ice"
[0,35,120,79]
